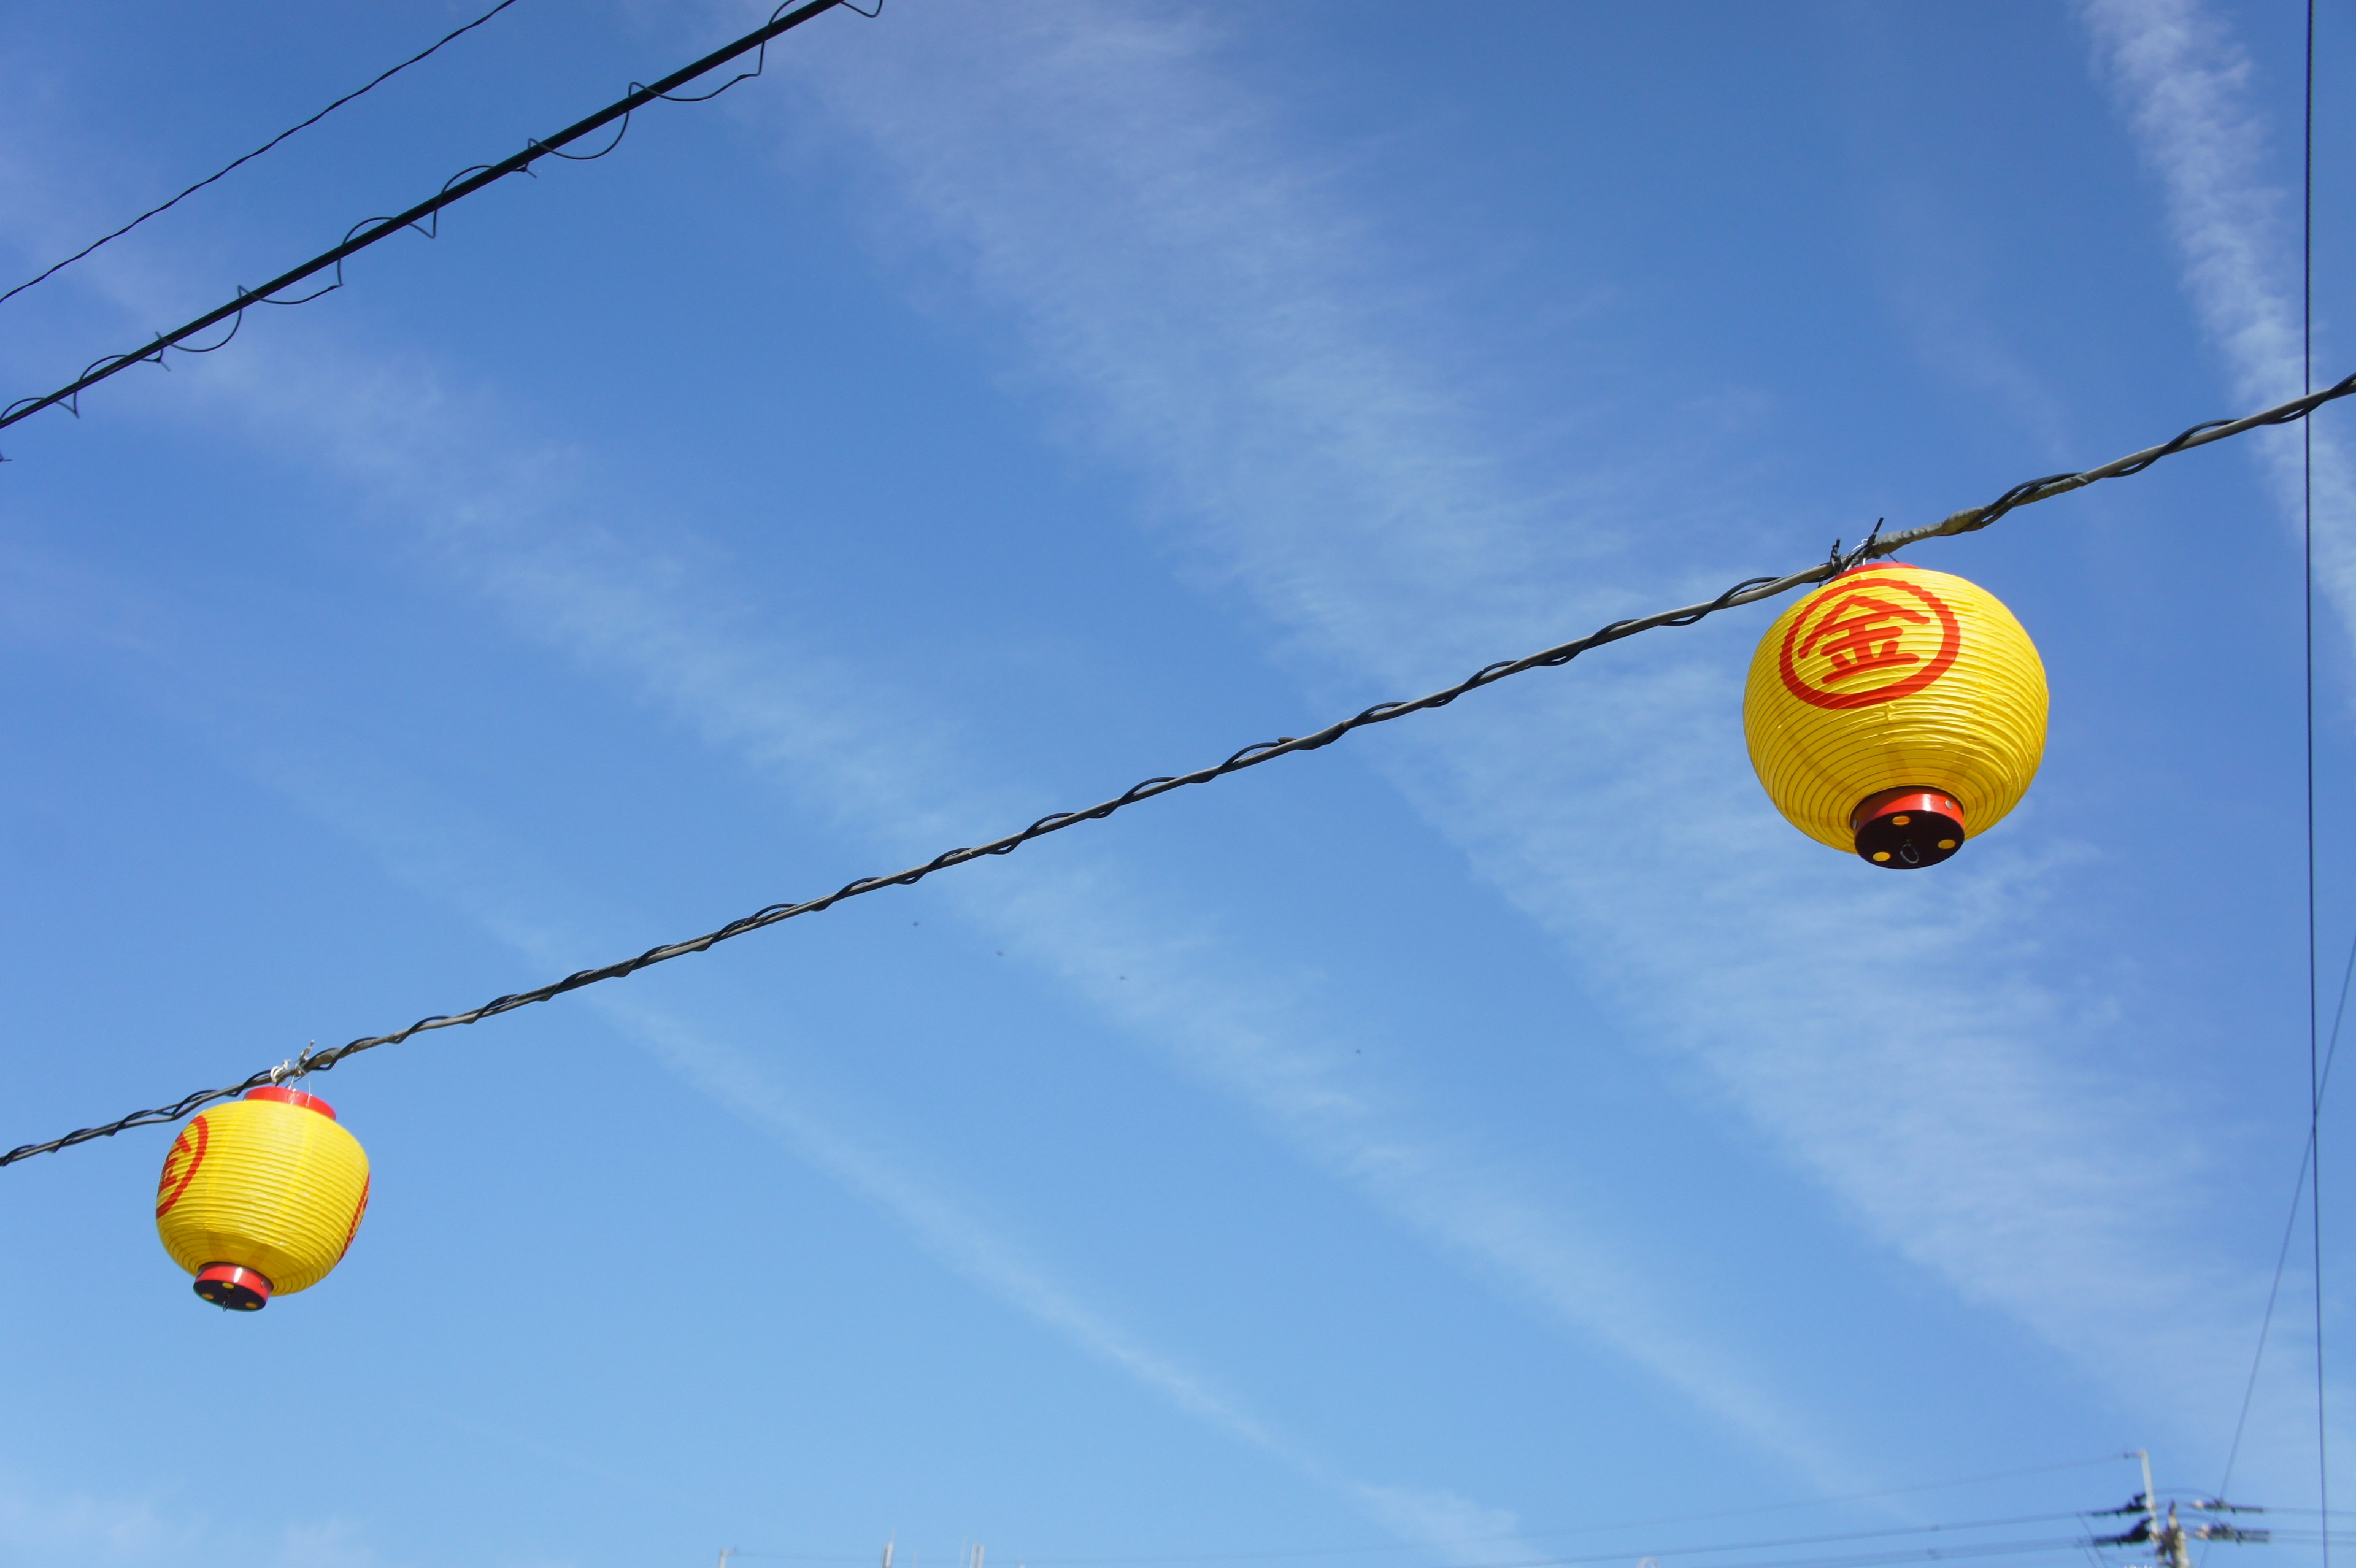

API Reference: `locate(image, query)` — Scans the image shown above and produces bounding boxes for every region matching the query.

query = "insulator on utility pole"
[2092,1455,2269,1568]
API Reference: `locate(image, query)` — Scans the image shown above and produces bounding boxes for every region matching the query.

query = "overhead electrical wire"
[940,1455,2149,1568]
[1292,1534,2097,1568]
[1432,1506,2295,1568]
[1025,1515,2097,1568]
[2,380,2350,1169]
[2214,929,2356,1505]
[2304,3,2333,1559]
[993,1535,2120,1568]
[730,1457,2147,1568]
[0,0,864,449]
[728,1484,2314,1568]
[1504,1538,2093,1568]
[1473,1456,2142,1549]
[0,0,523,310]
[2206,12,2339,1555]
[725,1507,2130,1568]
[1196,1518,2094,1568]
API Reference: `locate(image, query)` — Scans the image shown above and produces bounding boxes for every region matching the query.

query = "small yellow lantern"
[1743,559,2047,868]
[154,1086,371,1310]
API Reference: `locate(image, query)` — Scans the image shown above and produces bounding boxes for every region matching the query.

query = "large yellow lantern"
[154,1086,371,1310]
[1743,559,2047,869]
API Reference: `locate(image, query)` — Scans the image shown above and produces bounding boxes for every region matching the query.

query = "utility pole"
[2092,1452,2271,1568]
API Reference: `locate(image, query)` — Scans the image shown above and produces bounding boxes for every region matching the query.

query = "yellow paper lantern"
[1742,559,2047,868]
[154,1086,371,1310]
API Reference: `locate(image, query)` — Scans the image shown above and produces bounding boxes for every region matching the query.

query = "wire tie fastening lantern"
[269,1043,317,1086]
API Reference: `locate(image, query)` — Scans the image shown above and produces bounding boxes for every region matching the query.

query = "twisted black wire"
[0,0,852,444]
[0,0,523,311]
[4,377,2349,1167]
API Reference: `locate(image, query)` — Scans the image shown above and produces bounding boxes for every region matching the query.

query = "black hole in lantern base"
[1851,787,1965,871]
[193,1263,271,1312]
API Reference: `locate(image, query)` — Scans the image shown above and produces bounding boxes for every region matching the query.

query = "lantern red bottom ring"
[1850,788,1966,870]
[194,1263,273,1312]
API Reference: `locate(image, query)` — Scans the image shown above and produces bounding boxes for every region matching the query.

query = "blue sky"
[1,2,2352,1564]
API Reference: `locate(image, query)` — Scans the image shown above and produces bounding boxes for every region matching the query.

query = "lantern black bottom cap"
[1852,787,1966,870]
[193,1263,271,1312]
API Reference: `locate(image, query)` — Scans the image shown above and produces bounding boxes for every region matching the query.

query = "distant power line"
[2,377,2347,1169]
[720,1465,2217,1568]
[0,0,523,309]
[723,1456,2146,1568]
[0,0,868,447]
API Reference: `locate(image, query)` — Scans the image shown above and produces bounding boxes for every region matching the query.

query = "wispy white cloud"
[0,386,1565,1550]
[774,0,2249,1429]
[1,0,2231,1502]
[269,438,1841,1481]
[600,991,1549,1564]
[2077,0,2356,645]
[0,228,1854,1534]
[2073,0,2356,1484]
[607,995,1298,1458]
[0,102,1855,1484]
[0,1477,375,1568]
[357,409,1853,1478]
[217,721,1542,1554]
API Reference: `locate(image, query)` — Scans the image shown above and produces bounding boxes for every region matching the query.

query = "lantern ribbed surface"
[155,1088,370,1300]
[1742,561,2047,856]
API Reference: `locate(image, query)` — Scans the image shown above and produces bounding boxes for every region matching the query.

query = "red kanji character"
[1796,591,1931,682]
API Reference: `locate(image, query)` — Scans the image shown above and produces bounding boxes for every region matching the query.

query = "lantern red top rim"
[244,1085,337,1120]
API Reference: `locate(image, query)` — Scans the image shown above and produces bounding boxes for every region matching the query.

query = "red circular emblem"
[1777,569,1962,710]
[155,1115,209,1218]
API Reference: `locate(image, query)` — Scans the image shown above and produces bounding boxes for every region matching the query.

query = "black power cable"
[0,0,523,310]
[2215,929,2356,1504]
[1464,1538,2095,1568]
[727,1456,2147,1568]
[2,377,2349,1169]
[1014,1455,2147,1568]
[0,0,858,448]
[730,1522,2095,1568]
[2304,3,2333,1559]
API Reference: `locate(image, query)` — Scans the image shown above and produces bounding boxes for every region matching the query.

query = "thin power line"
[1142,1517,2094,1568]
[731,1515,2110,1568]
[2215,928,2356,1507]
[737,1456,2142,1568]
[1022,1510,2108,1567]
[857,1455,2141,1568]
[0,0,861,446]
[0,0,522,309]
[1379,1539,2096,1568]
[1,382,2348,1169]
[2204,8,2341,1545]
[1487,1455,2139,1546]
[2308,1,2331,1561]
